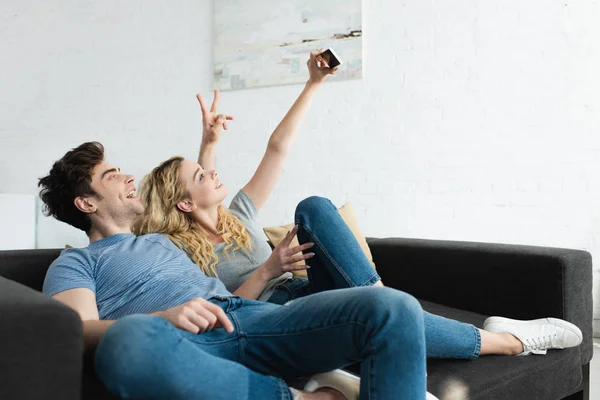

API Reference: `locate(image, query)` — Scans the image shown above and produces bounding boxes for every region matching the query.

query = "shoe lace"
[523,333,558,352]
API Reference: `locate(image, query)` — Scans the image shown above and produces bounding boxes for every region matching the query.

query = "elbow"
[267,140,289,156]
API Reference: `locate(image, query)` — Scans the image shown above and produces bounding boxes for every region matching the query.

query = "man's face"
[87,162,144,224]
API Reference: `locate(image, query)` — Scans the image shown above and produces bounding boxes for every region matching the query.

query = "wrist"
[305,79,323,88]
[258,264,274,282]
[202,137,218,146]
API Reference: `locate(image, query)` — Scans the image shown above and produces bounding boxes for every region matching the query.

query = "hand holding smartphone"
[316,48,342,69]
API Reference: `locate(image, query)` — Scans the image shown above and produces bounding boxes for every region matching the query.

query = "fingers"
[281,226,299,247]
[183,306,211,333]
[287,252,315,264]
[283,264,311,272]
[316,55,329,69]
[197,94,208,115]
[203,301,235,333]
[216,115,226,127]
[288,242,314,255]
[210,89,220,113]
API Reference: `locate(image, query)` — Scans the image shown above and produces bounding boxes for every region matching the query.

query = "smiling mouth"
[215,183,223,189]
[126,189,136,198]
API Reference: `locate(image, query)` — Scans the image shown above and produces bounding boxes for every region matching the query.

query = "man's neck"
[88,223,133,243]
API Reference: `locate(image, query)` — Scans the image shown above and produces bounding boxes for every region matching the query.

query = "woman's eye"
[199,173,205,181]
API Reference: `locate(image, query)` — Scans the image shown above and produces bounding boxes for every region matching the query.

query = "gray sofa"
[0,238,593,400]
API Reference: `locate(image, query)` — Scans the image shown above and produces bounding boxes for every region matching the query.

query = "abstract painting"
[213,0,362,91]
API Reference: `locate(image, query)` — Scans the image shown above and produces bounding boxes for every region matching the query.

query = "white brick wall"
[0,0,598,335]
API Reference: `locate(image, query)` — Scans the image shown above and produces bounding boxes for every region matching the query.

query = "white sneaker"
[303,369,439,400]
[483,316,583,356]
[304,369,360,399]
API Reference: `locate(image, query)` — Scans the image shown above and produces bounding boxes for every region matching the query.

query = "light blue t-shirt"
[42,233,232,320]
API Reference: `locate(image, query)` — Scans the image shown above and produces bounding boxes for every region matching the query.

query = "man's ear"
[177,199,195,213]
[74,196,97,214]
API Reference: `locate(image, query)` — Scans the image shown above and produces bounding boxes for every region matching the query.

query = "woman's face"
[179,159,228,210]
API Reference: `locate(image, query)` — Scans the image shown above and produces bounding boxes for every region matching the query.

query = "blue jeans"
[95,288,427,399]
[268,196,481,360]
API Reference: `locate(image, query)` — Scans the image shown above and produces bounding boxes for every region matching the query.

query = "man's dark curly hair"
[38,142,105,233]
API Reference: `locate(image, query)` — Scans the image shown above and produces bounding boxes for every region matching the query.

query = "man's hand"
[307,50,339,85]
[197,90,234,144]
[260,226,315,281]
[154,298,235,334]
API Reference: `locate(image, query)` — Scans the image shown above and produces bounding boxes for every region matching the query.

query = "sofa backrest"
[0,249,62,291]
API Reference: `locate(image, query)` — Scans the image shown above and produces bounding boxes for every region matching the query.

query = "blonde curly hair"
[132,156,252,277]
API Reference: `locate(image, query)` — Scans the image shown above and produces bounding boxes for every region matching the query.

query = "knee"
[95,315,169,385]
[362,287,424,329]
[295,196,335,221]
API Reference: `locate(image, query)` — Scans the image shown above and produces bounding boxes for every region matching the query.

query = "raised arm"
[197,90,233,171]
[242,51,337,212]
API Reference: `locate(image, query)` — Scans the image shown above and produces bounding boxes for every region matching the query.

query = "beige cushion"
[263,202,376,278]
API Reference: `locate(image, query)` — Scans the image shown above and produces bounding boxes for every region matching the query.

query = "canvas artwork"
[213,0,363,91]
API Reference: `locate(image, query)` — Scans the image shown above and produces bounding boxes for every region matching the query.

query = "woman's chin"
[218,186,229,200]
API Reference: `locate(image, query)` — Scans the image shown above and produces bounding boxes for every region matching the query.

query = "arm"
[242,51,338,212]
[196,90,233,171]
[52,288,113,351]
[53,289,235,350]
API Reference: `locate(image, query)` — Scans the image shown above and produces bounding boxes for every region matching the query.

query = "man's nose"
[125,175,135,184]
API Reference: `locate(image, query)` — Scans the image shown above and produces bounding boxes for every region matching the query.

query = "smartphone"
[317,48,342,69]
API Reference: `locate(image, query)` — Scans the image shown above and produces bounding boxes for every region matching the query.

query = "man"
[38,140,427,399]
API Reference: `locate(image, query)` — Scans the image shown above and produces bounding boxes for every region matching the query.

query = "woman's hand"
[307,49,339,85]
[196,90,234,144]
[260,226,315,280]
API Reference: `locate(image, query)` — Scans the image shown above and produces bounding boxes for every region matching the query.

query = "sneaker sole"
[483,317,583,344]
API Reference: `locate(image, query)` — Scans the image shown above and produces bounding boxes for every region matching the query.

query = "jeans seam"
[363,274,382,287]
[471,325,482,359]
[275,376,293,400]
[243,321,369,338]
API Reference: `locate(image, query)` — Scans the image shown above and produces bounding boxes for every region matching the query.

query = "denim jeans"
[95,287,427,399]
[267,196,481,360]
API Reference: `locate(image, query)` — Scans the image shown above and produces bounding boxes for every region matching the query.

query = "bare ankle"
[503,333,524,355]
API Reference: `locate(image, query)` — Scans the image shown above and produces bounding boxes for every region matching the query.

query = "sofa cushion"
[421,300,583,400]
[0,249,62,291]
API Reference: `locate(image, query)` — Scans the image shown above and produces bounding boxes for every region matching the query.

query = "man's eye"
[199,173,205,181]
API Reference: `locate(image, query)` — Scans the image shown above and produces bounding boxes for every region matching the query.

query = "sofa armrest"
[367,237,594,364]
[0,276,83,400]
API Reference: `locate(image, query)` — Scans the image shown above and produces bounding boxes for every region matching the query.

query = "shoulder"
[228,189,258,221]
[43,247,97,296]
[136,233,182,251]
[50,247,94,269]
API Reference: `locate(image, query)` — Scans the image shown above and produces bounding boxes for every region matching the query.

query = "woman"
[133,52,582,363]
